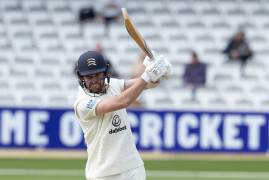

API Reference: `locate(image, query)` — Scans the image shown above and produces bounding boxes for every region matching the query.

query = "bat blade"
[121,8,154,59]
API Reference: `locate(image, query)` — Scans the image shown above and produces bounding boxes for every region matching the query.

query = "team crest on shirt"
[86,99,96,109]
[109,114,126,134]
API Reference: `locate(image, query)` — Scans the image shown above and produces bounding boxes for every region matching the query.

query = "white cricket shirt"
[74,78,144,179]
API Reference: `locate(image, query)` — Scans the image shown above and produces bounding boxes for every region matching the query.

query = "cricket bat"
[121,8,154,60]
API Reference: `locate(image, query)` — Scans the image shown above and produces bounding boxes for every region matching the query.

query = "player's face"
[83,72,105,93]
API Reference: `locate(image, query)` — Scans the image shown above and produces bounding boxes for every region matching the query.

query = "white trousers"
[88,166,146,180]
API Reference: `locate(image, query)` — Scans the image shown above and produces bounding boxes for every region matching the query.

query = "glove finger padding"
[162,57,172,79]
[143,57,168,82]
[143,56,151,67]
[141,54,172,83]
[143,51,156,67]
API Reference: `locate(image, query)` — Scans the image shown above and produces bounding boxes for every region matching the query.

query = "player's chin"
[90,84,103,93]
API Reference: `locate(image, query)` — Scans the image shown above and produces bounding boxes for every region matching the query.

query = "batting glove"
[143,54,154,67]
[141,56,170,83]
[160,55,172,79]
[143,53,172,80]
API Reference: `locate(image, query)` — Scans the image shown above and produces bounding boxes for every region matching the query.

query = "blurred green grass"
[2,158,269,172]
[0,158,269,180]
[145,159,269,172]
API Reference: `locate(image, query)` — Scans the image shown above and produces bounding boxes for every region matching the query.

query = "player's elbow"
[118,96,132,109]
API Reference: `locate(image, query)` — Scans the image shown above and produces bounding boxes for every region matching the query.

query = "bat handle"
[148,50,154,60]
[144,40,154,60]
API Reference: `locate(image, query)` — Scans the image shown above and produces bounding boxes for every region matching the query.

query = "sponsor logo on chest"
[109,114,127,134]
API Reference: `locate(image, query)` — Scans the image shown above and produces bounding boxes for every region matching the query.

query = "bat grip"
[143,40,154,60]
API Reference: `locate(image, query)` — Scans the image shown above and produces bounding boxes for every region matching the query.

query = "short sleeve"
[75,97,101,121]
[118,79,125,92]
[110,78,125,93]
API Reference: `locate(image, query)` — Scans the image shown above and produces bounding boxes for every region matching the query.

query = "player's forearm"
[119,78,147,107]
[124,78,138,90]
[95,78,146,115]
[125,78,153,90]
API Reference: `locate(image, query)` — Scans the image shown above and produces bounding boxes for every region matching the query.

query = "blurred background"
[1,0,269,179]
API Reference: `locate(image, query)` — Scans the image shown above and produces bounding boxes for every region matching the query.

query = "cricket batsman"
[74,50,171,180]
